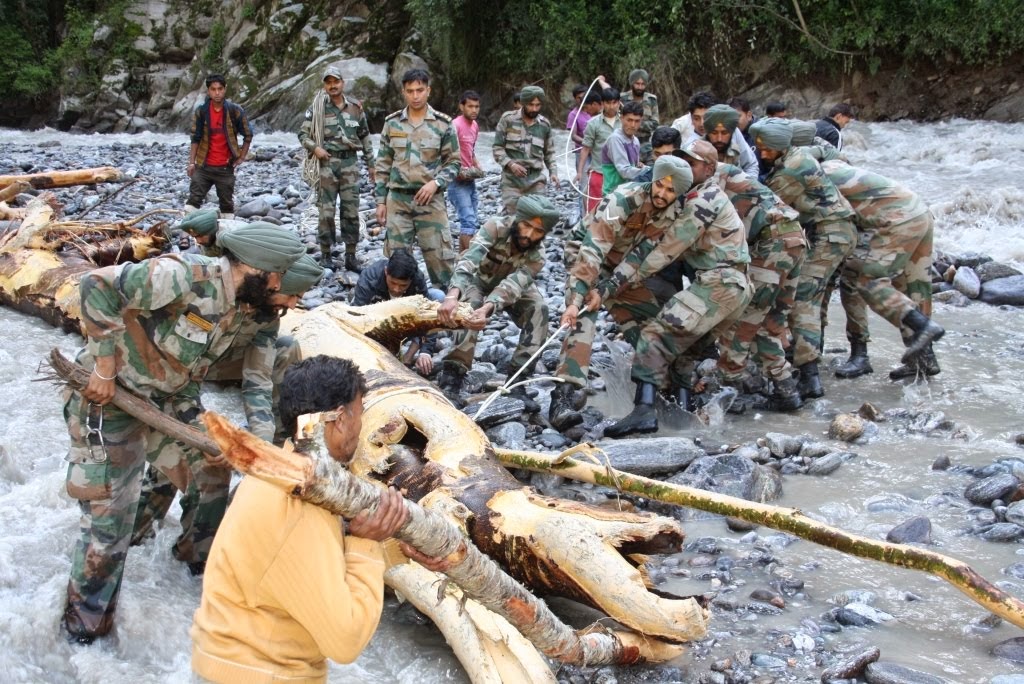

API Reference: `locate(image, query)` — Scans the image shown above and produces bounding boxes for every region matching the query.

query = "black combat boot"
[835,340,873,378]
[604,382,659,438]
[437,363,467,403]
[505,367,540,413]
[767,376,804,411]
[796,361,824,399]
[900,309,944,364]
[674,386,694,412]
[548,383,583,430]
[889,344,941,380]
[344,245,364,273]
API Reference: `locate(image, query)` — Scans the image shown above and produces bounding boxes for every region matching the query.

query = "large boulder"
[666,452,783,520]
[980,275,1024,306]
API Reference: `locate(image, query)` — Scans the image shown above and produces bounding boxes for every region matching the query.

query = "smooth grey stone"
[932,289,971,306]
[807,452,844,476]
[763,432,802,457]
[834,607,878,627]
[463,396,527,428]
[235,197,271,218]
[886,516,933,544]
[669,452,783,503]
[977,261,1022,282]
[799,441,833,458]
[820,646,881,682]
[539,430,567,449]
[965,473,1020,505]
[595,437,705,476]
[952,266,981,298]
[980,523,1024,542]
[991,676,1024,684]
[864,662,950,684]
[980,275,1024,306]
[485,421,527,448]
[956,252,992,268]
[993,637,1024,663]
[1005,500,1024,526]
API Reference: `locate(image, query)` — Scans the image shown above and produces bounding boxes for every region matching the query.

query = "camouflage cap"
[279,253,324,295]
[179,208,218,237]
[520,85,545,104]
[652,155,694,195]
[789,120,818,147]
[703,104,740,135]
[749,117,792,151]
[515,195,561,232]
[628,68,650,85]
[219,223,305,274]
[681,140,719,166]
[323,64,344,81]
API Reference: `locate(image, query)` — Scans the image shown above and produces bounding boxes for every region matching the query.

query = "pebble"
[806,452,845,476]
[829,413,865,442]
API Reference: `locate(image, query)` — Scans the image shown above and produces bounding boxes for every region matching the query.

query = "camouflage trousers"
[61,382,227,638]
[383,189,455,289]
[789,219,857,366]
[820,262,870,345]
[718,224,806,382]
[445,284,548,373]
[500,172,546,216]
[555,282,667,388]
[317,155,362,250]
[632,267,753,390]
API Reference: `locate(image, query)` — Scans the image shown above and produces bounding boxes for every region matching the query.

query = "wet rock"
[595,437,705,476]
[980,275,1024,306]
[806,452,845,476]
[991,676,1024,684]
[463,396,527,428]
[800,441,833,459]
[538,430,567,449]
[235,197,271,218]
[931,455,951,470]
[829,413,865,442]
[955,252,992,269]
[980,522,1024,542]
[763,432,803,457]
[952,266,981,298]
[1005,500,1024,526]
[726,516,757,532]
[669,452,783,503]
[820,646,880,682]
[1003,562,1024,579]
[931,289,970,306]
[886,516,932,544]
[993,637,1024,663]
[863,662,950,684]
[857,402,884,422]
[485,421,527,448]
[976,261,1022,283]
[833,607,878,627]
[964,473,1020,505]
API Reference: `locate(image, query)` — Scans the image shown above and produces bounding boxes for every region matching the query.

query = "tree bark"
[0,166,126,190]
[0,181,30,203]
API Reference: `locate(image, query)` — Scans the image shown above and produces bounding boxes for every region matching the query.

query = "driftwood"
[494,445,1024,631]
[0,166,126,190]
[0,181,30,204]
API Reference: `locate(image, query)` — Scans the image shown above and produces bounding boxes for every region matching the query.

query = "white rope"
[301,90,328,191]
[564,77,606,205]
[473,323,570,420]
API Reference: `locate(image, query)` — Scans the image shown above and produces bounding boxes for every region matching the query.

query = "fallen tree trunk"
[0,181,30,204]
[0,166,126,190]
[494,445,1024,630]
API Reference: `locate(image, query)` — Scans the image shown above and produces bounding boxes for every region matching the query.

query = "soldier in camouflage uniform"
[299,64,376,272]
[548,157,691,430]
[681,141,806,411]
[435,196,561,402]
[375,68,460,289]
[604,157,752,438]
[752,117,858,399]
[818,159,943,378]
[131,255,324,546]
[60,224,303,643]
[492,85,559,216]
[702,104,760,178]
[627,69,660,163]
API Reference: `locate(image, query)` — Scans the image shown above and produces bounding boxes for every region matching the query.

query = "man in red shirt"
[186,74,253,218]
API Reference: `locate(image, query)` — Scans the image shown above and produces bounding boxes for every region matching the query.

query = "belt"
[202,164,231,169]
[699,263,747,274]
[330,150,356,159]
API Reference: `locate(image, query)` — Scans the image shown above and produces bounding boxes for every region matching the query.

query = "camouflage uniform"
[764,146,857,366]
[375,105,461,288]
[63,254,249,638]
[557,183,684,387]
[619,179,752,390]
[492,109,557,216]
[710,163,806,382]
[821,160,934,338]
[634,92,660,162]
[445,216,548,373]
[299,95,374,252]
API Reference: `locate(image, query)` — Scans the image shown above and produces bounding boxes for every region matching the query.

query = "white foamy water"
[1,120,1024,682]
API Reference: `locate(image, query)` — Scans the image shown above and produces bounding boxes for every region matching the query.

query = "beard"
[632,86,645,98]
[711,140,730,155]
[511,226,543,252]
[236,271,274,309]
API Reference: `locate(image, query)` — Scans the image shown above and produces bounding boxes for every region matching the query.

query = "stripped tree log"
[0,166,126,190]
[0,181,30,204]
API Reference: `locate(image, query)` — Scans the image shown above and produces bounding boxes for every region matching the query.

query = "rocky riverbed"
[2,122,1024,684]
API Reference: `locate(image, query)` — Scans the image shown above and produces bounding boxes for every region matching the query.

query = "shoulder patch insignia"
[385,110,402,121]
[185,311,215,332]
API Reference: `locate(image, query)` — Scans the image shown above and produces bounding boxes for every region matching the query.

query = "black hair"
[572,84,587,97]
[385,248,419,281]
[512,91,521,104]
[280,355,368,437]
[687,91,717,113]
[583,92,601,106]
[205,74,226,88]
[460,90,481,104]
[728,97,751,113]
[621,101,644,117]
[651,125,682,149]
[765,101,787,116]
[401,68,430,86]
[601,87,620,103]
[828,103,854,118]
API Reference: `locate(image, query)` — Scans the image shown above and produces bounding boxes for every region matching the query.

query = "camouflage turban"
[219,222,305,274]
[628,68,650,85]
[279,253,324,295]
[652,155,693,195]
[520,85,545,104]
[789,120,818,147]
[703,104,740,135]
[515,195,561,232]
[179,208,218,237]
[750,117,792,151]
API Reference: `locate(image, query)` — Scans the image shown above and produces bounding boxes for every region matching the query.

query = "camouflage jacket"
[298,95,374,161]
[633,92,660,141]
[567,182,682,306]
[80,254,248,399]
[613,178,749,288]
[374,105,461,200]
[450,216,545,312]
[804,142,848,164]
[713,163,801,241]
[211,313,282,441]
[492,109,557,188]
[821,160,929,230]
[764,146,854,227]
